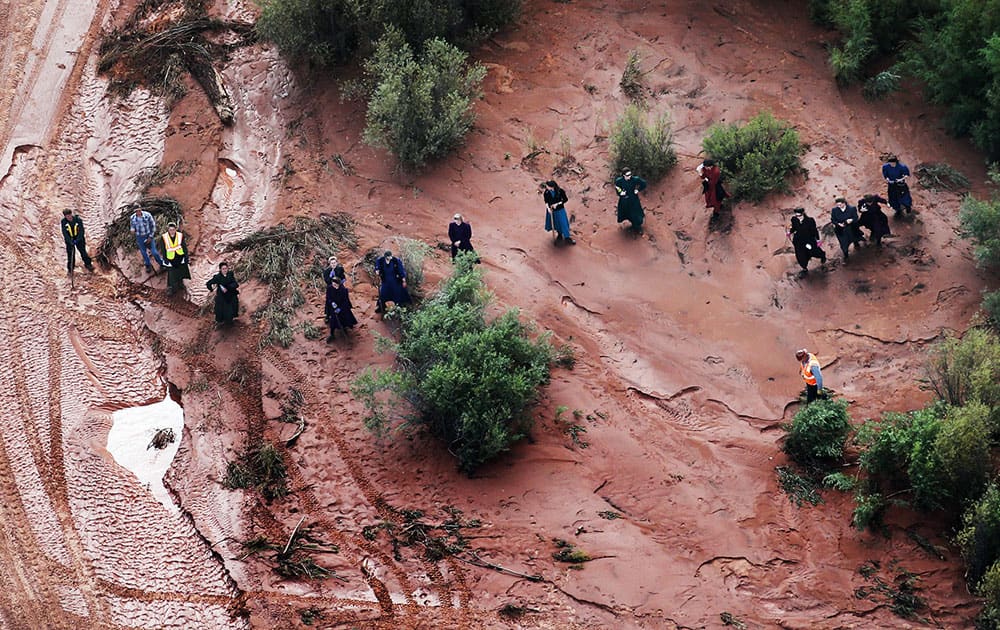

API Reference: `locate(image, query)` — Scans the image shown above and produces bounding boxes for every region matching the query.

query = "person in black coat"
[788,207,826,276]
[448,214,475,259]
[60,209,94,273]
[325,255,346,286]
[374,250,412,313]
[857,194,892,246]
[325,275,357,341]
[206,262,239,325]
[831,197,865,263]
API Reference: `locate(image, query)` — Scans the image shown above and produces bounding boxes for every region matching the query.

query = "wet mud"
[0,0,993,627]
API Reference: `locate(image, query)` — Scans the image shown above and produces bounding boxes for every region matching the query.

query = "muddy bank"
[0,0,994,627]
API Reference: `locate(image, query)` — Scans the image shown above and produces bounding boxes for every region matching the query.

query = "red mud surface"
[0,0,995,628]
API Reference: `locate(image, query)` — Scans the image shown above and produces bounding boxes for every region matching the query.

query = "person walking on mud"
[448,213,476,259]
[129,205,164,273]
[614,168,647,232]
[60,209,94,273]
[857,194,891,246]
[796,349,824,403]
[374,250,411,314]
[831,198,865,263]
[882,155,914,217]
[697,159,728,219]
[543,180,576,244]
[206,261,239,326]
[788,207,825,276]
[325,275,357,341]
[161,222,190,296]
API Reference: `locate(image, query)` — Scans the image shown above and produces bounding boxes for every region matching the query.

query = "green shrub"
[620,50,644,102]
[361,29,485,169]
[782,398,851,472]
[961,195,1000,269]
[855,404,949,511]
[958,483,1000,591]
[828,0,876,84]
[983,290,1000,331]
[925,330,1000,420]
[701,112,802,203]
[934,402,992,507]
[257,0,360,65]
[852,492,887,531]
[862,70,902,101]
[394,237,433,298]
[978,562,1000,629]
[608,104,676,182]
[257,0,521,66]
[224,441,289,500]
[353,253,553,473]
[906,0,1000,158]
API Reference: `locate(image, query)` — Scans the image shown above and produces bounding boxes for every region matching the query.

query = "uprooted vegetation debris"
[98,197,184,265]
[97,0,255,121]
[147,427,176,450]
[239,518,340,580]
[228,214,357,348]
[855,560,928,621]
[551,538,591,566]
[224,440,289,501]
[362,506,482,562]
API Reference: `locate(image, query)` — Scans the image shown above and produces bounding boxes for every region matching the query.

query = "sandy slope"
[0,0,994,627]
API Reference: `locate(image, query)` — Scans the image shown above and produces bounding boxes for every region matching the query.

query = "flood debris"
[147,427,176,450]
[97,0,255,123]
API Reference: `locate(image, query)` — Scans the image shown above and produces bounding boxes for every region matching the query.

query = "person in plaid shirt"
[129,206,164,272]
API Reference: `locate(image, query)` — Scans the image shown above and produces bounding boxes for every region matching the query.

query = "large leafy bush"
[961,195,1000,269]
[782,398,851,472]
[360,29,485,169]
[701,112,803,203]
[257,0,521,65]
[608,105,677,181]
[353,253,553,473]
[925,329,1000,431]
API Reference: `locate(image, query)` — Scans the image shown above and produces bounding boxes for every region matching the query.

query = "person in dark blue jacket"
[881,155,913,216]
[374,251,411,313]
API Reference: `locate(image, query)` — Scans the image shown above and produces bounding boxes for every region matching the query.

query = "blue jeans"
[136,235,164,266]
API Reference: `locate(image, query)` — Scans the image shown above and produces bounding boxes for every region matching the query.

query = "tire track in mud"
[261,348,473,619]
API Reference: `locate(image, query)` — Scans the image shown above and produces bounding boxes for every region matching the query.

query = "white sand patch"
[107,394,184,513]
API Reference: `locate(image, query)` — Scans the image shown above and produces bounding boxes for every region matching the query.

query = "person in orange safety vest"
[162,222,190,296]
[795,348,824,403]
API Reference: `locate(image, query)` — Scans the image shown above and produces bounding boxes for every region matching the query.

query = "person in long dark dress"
[448,214,475,258]
[788,207,826,276]
[374,250,411,313]
[698,159,728,217]
[882,155,913,216]
[161,222,190,295]
[206,261,239,325]
[325,255,346,286]
[614,168,647,231]
[543,180,575,244]
[325,275,357,341]
[831,198,865,263]
[857,194,892,246]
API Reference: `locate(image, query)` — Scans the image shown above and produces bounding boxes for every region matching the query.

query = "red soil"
[0,0,994,627]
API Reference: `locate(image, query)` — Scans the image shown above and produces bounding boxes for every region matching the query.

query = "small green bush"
[828,0,875,84]
[978,562,1000,629]
[395,237,433,298]
[620,50,644,102]
[257,0,521,66]
[361,29,486,169]
[782,398,851,472]
[353,253,553,473]
[852,492,887,531]
[983,290,1000,331]
[961,194,1000,269]
[934,402,992,507]
[608,104,676,182]
[855,404,950,511]
[925,330,1000,423]
[958,483,1000,591]
[224,441,289,500]
[701,112,802,203]
[862,70,901,101]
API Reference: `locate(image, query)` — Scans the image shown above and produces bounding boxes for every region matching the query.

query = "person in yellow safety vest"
[795,348,824,403]
[161,222,190,296]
